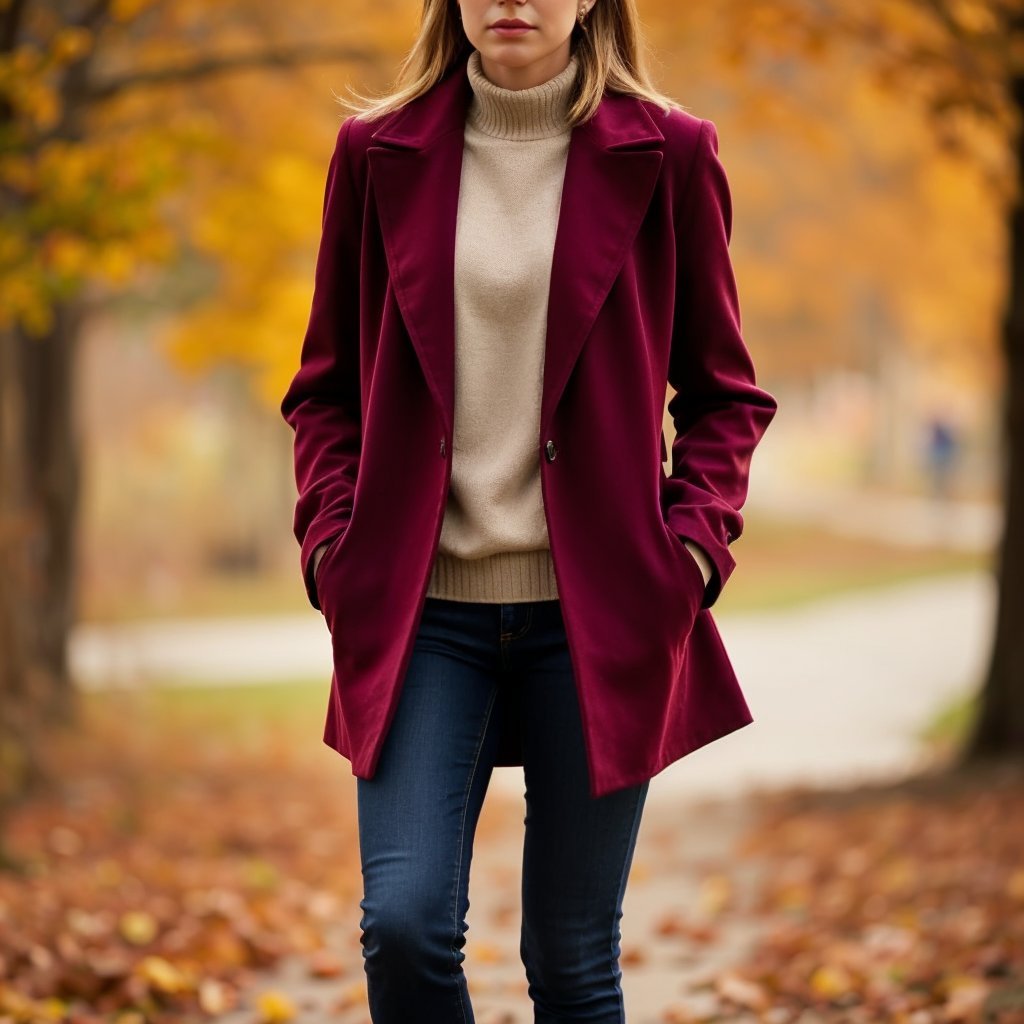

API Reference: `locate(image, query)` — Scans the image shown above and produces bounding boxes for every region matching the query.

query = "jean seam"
[450,683,499,1023]
[608,785,647,1023]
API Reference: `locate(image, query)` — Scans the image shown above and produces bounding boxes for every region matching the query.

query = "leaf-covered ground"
[1,691,366,1023]
[718,763,1024,1024]
[3,689,1022,1023]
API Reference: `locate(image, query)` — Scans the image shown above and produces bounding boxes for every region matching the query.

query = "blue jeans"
[356,596,650,1023]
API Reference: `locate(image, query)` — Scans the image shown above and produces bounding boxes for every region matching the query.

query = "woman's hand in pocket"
[313,542,330,585]
[312,531,346,618]
[681,539,713,589]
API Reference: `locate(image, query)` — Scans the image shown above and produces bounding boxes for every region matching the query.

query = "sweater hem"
[426,548,560,603]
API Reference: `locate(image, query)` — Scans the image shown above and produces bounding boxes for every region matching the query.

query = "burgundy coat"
[280,48,778,799]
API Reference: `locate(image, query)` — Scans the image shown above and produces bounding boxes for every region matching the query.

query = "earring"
[577,2,589,31]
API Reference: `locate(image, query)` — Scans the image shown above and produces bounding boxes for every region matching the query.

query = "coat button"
[439,437,446,457]
[545,439,557,462]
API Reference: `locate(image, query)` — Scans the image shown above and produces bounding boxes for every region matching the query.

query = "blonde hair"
[335,0,688,126]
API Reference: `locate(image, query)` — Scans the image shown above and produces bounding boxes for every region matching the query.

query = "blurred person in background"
[280,0,777,1019]
[923,411,960,501]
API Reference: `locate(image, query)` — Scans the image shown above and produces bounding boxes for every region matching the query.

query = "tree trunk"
[0,327,36,837]
[19,306,84,726]
[0,304,84,839]
[959,75,1024,761]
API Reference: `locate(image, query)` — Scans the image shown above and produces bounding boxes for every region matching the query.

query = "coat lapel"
[366,49,665,438]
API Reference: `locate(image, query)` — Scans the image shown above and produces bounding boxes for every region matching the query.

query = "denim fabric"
[356,596,650,1023]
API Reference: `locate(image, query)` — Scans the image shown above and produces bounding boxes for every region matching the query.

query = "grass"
[916,687,981,760]
[78,678,330,752]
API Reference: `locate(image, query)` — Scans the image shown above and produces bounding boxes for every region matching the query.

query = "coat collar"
[366,48,665,438]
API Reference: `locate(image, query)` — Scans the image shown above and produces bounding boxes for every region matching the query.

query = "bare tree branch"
[84,43,380,103]
[0,0,29,53]
[74,0,112,31]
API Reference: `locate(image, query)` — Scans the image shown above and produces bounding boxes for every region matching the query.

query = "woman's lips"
[489,24,535,36]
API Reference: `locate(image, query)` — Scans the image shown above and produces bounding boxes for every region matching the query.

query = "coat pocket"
[661,521,707,617]
[314,524,352,620]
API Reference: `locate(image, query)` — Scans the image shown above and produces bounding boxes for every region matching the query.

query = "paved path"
[637,570,992,804]
[73,570,994,805]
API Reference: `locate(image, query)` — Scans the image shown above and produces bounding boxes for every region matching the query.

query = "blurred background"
[2,1,1022,1022]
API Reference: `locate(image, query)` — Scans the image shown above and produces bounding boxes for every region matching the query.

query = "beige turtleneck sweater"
[424,48,577,603]
[314,48,713,604]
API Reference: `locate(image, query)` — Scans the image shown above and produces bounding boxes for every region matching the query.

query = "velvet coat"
[280,47,778,799]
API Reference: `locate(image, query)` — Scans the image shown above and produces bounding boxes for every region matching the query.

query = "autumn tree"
[719,0,1023,757]
[0,0,381,846]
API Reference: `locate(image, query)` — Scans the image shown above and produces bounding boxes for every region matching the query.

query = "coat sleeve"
[663,118,778,610]
[280,115,363,612]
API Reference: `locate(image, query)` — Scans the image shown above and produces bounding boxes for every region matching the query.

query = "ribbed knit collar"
[465,48,579,141]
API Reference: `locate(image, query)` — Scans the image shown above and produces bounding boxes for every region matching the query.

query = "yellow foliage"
[197,977,232,1014]
[255,989,297,1023]
[111,0,159,21]
[95,242,138,284]
[11,43,41,75]
[38,998,67,1021]
[21,79,60,129]
[949,0,999,35]
[0,154,34,190]
[808,963,856,999]
[698,872,734,916]
[1,113,187,335]
[50,26,94,63]
[47,234,91,277]
[119,909,159,945]
[134,954,192,994]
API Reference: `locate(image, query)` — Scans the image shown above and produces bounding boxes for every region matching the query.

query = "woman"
[280,0,778,1019]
